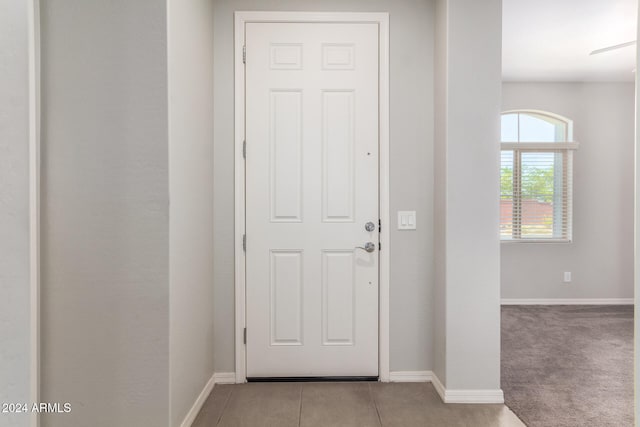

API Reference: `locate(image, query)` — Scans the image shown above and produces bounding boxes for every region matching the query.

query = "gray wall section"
[0,1,31,426]
[40,2,170,426]
[437,0,502,390]
[212,0,435,373]
[168,0,216,425]
[501,83,635,300]
[433,0,447,384]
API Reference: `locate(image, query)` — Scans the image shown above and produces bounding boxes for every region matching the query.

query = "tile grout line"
[215,385,235,427]
[298,384,304,427]
[368,383,384,427]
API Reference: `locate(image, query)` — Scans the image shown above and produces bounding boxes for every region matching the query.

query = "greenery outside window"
[500,111,579,242]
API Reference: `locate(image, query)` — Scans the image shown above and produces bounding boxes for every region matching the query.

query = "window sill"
[501,239,572,244]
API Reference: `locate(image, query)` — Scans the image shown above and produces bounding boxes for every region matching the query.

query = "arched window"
[500,110,579,241]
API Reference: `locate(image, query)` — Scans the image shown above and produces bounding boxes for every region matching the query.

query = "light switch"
[398,211,416,230]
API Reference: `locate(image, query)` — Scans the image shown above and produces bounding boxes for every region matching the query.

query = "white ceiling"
[502,0,638,82]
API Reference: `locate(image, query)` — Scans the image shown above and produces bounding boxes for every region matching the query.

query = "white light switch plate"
[397,211,416,230]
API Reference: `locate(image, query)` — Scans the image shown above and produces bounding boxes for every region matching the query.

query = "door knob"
[355,242,376,253]
[365,221,376,232]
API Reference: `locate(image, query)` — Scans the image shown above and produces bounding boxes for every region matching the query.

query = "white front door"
[245,22,380,378]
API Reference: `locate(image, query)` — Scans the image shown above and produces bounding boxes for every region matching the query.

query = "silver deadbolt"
[365,221,376,232]
[355,242,376,253]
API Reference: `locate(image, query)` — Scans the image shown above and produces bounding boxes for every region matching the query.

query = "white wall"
[212,0,435,373]
[0,1,32,426]
[167,0,215,426]
[40,1,170,426]
[502,83,635,301]
[434,0,502,393]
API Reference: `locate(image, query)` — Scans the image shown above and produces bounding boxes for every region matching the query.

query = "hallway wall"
[168,0,216,425]
[212,0,436,373]
[40,1,170,426]
[0,2,32,426]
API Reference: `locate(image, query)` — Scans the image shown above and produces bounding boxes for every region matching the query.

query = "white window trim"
[501,142,579,150]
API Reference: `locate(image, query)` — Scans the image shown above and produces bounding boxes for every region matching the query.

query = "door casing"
[234,11,390,383]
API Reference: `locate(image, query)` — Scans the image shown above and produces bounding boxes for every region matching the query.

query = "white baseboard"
[442,389,504,404]
[430,373,503,404]
[213,372,237,384]
[180,372,237,427]
[431,373,446,401]
[501,298,634,305]
[180,373,215,427]
[389,370,433,382]
[205,370,503,405]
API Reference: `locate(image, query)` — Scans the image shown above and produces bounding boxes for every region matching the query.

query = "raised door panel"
[322,251,355,346]
[270,90,303,222]
[270,250,303,346]
[322,90,355,222]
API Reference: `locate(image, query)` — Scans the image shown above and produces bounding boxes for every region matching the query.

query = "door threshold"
[247,376,379,383]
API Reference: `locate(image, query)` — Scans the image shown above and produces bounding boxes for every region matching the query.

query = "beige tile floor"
[192,382,525,427]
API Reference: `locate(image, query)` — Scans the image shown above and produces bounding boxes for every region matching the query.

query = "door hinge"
[243,140,246,159]
[378,219,381,232]
[379,242,382,251]
[243,45,246,64]
[243,234,246,251]
[243,327,247,344]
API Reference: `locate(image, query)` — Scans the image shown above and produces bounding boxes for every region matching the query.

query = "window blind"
[500,149,573,241]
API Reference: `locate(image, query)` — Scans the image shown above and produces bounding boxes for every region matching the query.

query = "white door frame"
[234,11,390,383]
